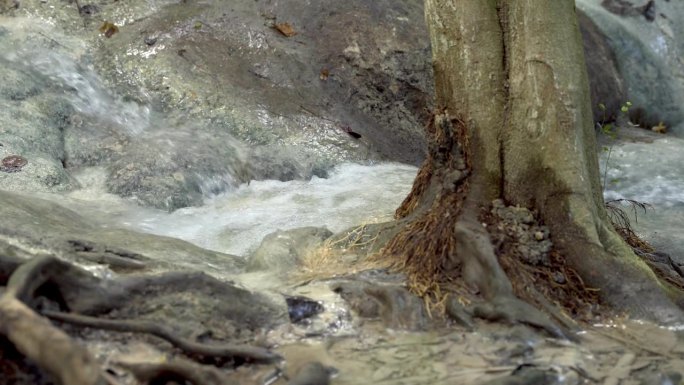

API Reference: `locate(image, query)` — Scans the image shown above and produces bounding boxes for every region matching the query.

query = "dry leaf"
[275,22,296,37]
[319,68,329,80]
[651,121,667,133]
[99,21,119,38]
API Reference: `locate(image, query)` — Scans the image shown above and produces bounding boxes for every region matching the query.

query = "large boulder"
[578,10,627,123]
[1,0,432,211]
[577,0,684,135]
[0,190,244,275]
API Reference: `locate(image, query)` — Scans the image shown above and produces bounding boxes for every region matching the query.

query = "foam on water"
[603,138,684,207]
[64,163,418,256]
[602,136,684,253]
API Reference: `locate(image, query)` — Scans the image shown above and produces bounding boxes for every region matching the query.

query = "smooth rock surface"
[247,227,333,272]
[0,190,244,275]
[578,0,684,134]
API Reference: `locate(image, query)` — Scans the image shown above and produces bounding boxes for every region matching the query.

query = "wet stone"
[1,155,28,173]
[286,295,325,324]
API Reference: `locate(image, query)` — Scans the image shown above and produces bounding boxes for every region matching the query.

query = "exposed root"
[606,199,654,253]
[375,111,471,309]
[481,207,600,322]
[606,199,684,291]
[43,310,281,363]
[0,254,281,384]
[295,223,394,283]
[0,292,109,385]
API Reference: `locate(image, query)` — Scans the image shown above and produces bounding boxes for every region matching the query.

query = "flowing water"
[62,163,418,257]
[601,131,684,258]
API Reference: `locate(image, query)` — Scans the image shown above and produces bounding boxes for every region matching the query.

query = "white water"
[56,134,684,260]
[1,19,151,135]
[602,135,684,256]
[64,163,417,256]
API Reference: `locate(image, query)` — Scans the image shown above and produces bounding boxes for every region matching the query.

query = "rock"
[105,130,250,211]
[0,0,18,14]
[578,9,627,123]
[1,0,433,209]
[482,366,559,385]
[285,295,325,324]
[331,280,428,330]
[247,227,333,272]
[0,190,244,274]
[578,0,684,134]
[288,362,334,385]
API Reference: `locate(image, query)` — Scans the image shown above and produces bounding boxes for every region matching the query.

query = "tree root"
[43,310,281,363]
[0,253,283,384]
[0,293,109,385]
[472,297,570,340]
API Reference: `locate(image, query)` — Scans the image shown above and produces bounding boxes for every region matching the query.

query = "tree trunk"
[390,0,684,323]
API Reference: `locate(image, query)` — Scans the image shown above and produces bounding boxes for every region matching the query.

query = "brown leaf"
[274,22,297,37]
[319,68,329,80]
[99,21,119,38]
[651,121,667,134]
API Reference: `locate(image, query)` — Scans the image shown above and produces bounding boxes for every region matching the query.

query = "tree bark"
[420,0,684,322]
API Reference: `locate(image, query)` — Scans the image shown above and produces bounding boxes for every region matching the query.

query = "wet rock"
[0,0,18,14]
[0,65,42,101]
[105,130,251,211]
[285,295,325,324]
[0,190,244,274]
[288,362,334,385]
[578,10,627,123]
[482,366,559,385]
[578,0,684,133]
[87,0,431,167]
[247,227,333,272]
[331,280,428,330]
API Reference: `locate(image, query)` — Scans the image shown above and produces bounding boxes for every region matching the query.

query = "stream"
[2,12,684,385]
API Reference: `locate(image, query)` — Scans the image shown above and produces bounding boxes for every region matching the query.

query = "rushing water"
[601,133,684,258]
[63,163,418,256]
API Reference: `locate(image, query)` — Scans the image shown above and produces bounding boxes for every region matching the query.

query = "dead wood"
[43,310,281,363]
